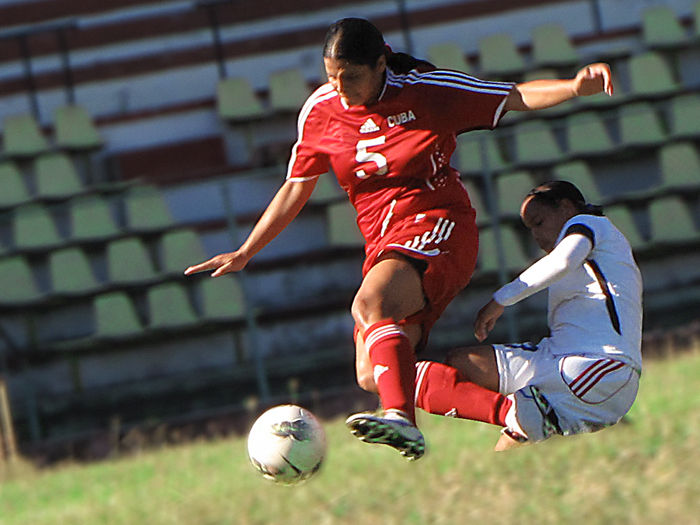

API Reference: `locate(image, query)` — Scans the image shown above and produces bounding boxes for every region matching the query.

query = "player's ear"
[375,53,387,72]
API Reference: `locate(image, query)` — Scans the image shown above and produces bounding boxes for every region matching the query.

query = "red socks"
[365,320,417,424]
[415,361,511,427]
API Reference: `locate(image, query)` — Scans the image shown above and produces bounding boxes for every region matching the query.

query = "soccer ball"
[247,404,326,486]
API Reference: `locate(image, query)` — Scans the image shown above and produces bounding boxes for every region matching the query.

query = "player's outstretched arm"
[504,63,613,112]
[184,178,318,277]
[474,299,505,342]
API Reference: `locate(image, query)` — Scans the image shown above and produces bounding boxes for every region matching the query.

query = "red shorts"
[359,200,479,351]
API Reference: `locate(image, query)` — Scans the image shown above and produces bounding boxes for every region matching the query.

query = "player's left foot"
[346,410,425,461]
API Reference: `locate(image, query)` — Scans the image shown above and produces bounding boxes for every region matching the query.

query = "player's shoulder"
[386,66,513,95]
[562,214,621,248]
[300,83,338,115]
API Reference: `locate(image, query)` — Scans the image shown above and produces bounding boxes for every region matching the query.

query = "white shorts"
[493,340,640,443]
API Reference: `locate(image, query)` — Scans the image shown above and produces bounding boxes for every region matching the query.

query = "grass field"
[1,351,699,525]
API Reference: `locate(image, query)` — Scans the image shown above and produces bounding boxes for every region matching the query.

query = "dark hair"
[323,18,434,73]
[526,180,604,216]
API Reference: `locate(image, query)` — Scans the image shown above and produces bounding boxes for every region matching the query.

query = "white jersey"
[493,214,643,371]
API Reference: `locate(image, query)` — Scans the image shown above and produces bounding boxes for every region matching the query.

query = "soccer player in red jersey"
[186,18,614,460]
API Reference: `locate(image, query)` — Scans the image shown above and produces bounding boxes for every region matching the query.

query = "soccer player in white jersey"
[414,181,643,451]
[186,18,615,460]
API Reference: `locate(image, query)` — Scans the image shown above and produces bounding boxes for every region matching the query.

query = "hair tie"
[585,203,605,216]
[384,43,394,55]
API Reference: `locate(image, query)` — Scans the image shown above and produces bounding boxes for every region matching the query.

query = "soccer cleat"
[345,410,425,461]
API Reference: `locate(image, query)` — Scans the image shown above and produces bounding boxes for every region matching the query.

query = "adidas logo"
[360,118,380,133]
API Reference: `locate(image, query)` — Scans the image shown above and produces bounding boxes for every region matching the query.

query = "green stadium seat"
[269,68,311,113]
[70,194,120,241]
[565,111,617,157]
[478,224,530,273]
[552,161,604,204]
[478,33,526,77]
[2,114,49,158]
[669,93,700,138]
[618,102,667,148]
[93,292,143,339]
[107,236,156,284]
[0,255,42,304]
[308,174,345,204]
[35,152,83,198]
[642,5,687,49]
[217,77,266,122]
[456,130,510,175]
[125,185,174,231]
[628,51,680,97]
[496,170,535,218]
[462,178,490,224]
[512,120,564,167]
[160,229,207,274]
[604,204,647,251]
[427,42,472,73]
[54,105,103,151]
[13,203,63,249]
[147,282,198,329]
[648,196,699,245]
[49,246,100,294]
[531,24,579,68]
[200,274,247,321]
[658,142,700,193]
[0,161,29,208]
[327,200,364,247]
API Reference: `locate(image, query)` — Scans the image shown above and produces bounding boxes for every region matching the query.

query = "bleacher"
[1,0,700,446]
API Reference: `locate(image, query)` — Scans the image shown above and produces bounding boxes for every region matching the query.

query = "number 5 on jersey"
[355,136,388,179]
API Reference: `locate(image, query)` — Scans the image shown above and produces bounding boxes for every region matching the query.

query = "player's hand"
[573,63,613,97]
[474,299,505,342]
[184,251,250,277]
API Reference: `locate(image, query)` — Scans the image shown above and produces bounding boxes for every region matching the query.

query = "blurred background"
[0,0,698,461]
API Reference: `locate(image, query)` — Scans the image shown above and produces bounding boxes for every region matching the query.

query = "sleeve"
[286,95,331,182]
[423,70,514,134]
[493,231,593,306]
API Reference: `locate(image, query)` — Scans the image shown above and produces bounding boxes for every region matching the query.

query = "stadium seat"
[54,105,103,151]
[531,24,579,68]
[648,195,699,245]
[478,33,526,77]
[93,292,143,339]
[2,114,49,158]
[455,130,510,175]
[147,282,198,329]
[478,224,530,273]
[49,246,100,295]
[13,203,63,249]
[125,185,174,231]
[216,77,266,122]
[552,161,604,204]
[512,120,564,167]
[427,42,472,73]
[327,200,364,247]
[641,5,687,49]
[495,170,535,218]
[308,173,345,205]
[0,255,42,304]
[70,194,120,241]
[0,161,29,208]
[200,274,247,321]
[269,68,311,113]
[565,111,617,157]
[35,152,83,198]
[107,236,156,284]
[462,178,490,224]
[669,93,700,138]
[160,229,207,274]
[618,102,667,148]
[603,204,647,251]
[658,142,700,193]
[628,51,680,97]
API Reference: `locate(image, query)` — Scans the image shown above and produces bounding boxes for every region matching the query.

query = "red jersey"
[286,66,513,243]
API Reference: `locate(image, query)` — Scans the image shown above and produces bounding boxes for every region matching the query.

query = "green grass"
[2,352,700,525]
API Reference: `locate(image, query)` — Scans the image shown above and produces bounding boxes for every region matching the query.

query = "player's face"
[521,197,578,253]
[324,56,386,107]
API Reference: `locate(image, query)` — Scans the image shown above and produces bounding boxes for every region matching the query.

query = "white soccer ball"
[247,404,326,486]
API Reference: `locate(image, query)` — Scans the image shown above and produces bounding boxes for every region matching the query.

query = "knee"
[351,289,381,329]
[356,368,378,394]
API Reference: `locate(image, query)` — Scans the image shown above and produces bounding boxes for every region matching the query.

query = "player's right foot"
[345,410,425,461]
